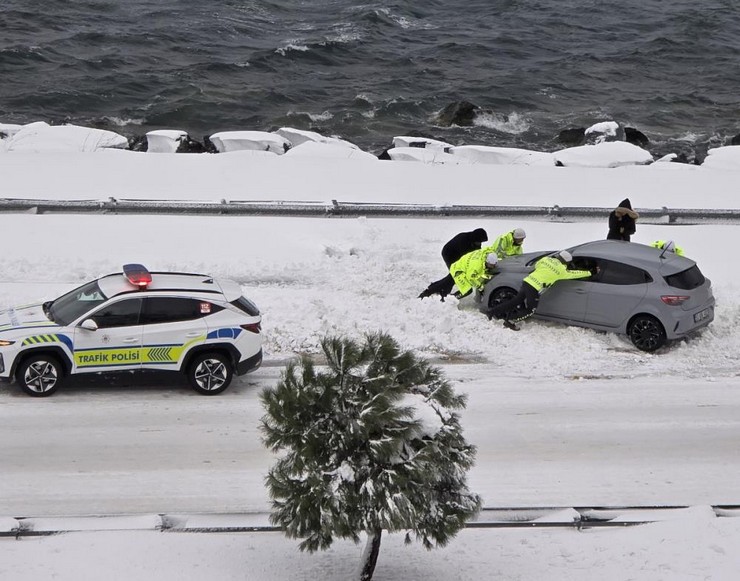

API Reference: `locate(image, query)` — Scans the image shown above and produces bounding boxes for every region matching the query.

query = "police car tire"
[16,354,64,397]
[187,352,234,395]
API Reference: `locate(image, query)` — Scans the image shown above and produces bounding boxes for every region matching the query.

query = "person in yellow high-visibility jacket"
[487,250,592,330]
[650,240,684,256]
[491,227,526,259]
[449,249,499,298]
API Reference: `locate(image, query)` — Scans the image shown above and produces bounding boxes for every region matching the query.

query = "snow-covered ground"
[1,140,740,579]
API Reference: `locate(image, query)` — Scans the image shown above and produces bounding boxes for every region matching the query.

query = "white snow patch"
[1,122,128,152]
[554,141,654,168]
[449,145,556,166]
[209,130,290,154]
[145,130,187,153]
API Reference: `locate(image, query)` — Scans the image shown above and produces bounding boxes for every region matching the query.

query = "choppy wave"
[1,0,740,155]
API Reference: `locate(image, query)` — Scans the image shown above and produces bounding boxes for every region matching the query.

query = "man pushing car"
[487,250,592,331]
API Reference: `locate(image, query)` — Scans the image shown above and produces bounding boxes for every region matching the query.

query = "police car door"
[72,297,144,373]
[138,297,208,371]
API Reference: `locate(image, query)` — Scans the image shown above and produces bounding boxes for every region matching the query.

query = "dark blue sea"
[1,0,739,157]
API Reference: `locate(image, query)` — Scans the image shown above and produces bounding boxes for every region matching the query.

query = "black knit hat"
[473,228,488,242]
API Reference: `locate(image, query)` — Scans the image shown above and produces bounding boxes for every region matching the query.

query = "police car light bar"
[123,263,152,288]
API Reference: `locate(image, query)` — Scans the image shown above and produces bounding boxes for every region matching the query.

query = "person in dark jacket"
[418,228,488,300]
[607,198,639,241]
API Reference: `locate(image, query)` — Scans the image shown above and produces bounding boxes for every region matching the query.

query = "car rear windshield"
[664,265,706,290]
[231,296,260,316]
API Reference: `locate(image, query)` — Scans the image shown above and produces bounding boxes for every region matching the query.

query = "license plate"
[694,308,711,323]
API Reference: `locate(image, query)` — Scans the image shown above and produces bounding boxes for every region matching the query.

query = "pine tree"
[260,332,481,581]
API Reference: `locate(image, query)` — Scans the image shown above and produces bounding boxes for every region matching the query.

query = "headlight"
[0,340,15,347]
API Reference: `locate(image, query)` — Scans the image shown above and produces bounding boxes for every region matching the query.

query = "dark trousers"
[489,282,540,321]
[425,273,455,297]
[421,251,460,298]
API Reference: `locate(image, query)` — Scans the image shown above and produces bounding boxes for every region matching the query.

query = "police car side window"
[140,297,223,325]
[90,298,142,328]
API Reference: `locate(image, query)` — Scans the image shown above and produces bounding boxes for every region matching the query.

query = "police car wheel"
[16,355,64,397]
[187,352,233,395]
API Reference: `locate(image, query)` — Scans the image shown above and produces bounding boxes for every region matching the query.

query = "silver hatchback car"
[477,240,715,351]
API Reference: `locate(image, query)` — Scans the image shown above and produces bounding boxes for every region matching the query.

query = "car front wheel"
[16,354,64,397]
[488,287,526,320]
[628,315,667,352]
[187,352,234,395]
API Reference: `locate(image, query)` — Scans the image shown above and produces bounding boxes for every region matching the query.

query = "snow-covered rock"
[585,121,622,143]
[209,131,290,154]
[0,123,23,140]
[554,141,653,168]
[384,146,468,164]
[391,136,453,151]
[655,153,678,163]
[1,122,128,153]
[283,140,377,161]
[145,130,188,153]
[449,145,556,166]
[701,145,740,170]
[274,127,359,150]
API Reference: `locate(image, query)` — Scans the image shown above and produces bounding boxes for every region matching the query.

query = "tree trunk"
[356,529,382,581]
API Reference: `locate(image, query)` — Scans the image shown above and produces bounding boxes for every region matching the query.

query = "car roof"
[568,240,694,273]
[97,271,243,302]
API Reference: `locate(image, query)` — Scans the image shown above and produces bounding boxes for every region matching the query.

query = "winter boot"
[503,320,520,331]
[418,289,433,299]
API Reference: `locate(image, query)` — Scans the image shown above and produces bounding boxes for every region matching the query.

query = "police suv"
[0,265,262,397]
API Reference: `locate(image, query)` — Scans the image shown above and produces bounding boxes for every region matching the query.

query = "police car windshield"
[48,280,109,325]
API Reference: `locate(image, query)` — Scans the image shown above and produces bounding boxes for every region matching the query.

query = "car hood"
[497,251,552,273]
[0,304,58,335]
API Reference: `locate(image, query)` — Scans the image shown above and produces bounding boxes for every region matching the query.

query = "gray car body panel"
[476,240,714,341]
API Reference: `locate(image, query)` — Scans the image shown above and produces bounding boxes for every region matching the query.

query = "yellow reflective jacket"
[650,240,685,256]
[492,232,524,259]
[524,256,591,294]
[450,247,496,295]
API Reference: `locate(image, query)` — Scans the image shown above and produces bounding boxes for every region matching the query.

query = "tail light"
[241,322,262,334]
[661,295,690,306]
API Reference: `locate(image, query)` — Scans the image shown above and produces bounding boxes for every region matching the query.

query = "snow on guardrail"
[3,505,740,536]
[2,198,740,224]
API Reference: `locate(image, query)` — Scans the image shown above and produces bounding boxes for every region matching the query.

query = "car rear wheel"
[187,352,233,395]
[16,354,64,397]
[628,315,667,352]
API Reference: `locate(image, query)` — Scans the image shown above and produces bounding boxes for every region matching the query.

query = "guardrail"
[3,505,739,537]
[2,198,740,224]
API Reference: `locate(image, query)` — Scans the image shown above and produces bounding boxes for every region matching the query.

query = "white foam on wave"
[286,110,334,123]
[275,42,310,56]
[325,30,362,44]
[473,111,531,134]
[104,116,145,127]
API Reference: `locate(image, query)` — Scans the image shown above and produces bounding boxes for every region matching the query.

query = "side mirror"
[80,319,98,331]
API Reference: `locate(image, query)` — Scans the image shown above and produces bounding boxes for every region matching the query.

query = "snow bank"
[384,146,466,164]
[702,145,740,170]
[449,145,556,166]
[554,141,654,168]
[1,122,128,152]
[284,140,378,161]
[145,130,188,153]
[275,127,359,150]
[209,130,290,154]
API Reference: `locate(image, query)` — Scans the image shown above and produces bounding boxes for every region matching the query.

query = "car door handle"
[186,332,201,337]
[122,337,139,343]
[575,289,587,294]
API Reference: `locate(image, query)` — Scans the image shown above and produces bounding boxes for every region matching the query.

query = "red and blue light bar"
[123,263,152,288]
